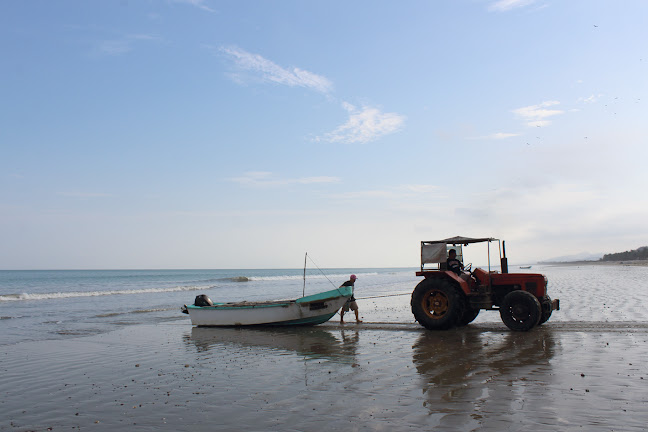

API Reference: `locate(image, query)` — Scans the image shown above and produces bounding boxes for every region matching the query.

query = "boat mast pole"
[303,252,307,297]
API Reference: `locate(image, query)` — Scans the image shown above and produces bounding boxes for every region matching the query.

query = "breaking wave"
[228,276,250,282]
[0,285,212,303]
[200,272,383,283]
[248,272,379,282]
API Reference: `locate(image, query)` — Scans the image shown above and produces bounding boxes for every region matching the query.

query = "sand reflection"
[186,326,359,362]
[412,328,557,418]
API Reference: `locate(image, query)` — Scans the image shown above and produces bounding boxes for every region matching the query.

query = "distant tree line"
[600,246,648,261]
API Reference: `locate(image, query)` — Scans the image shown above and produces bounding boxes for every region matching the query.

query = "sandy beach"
[2,320,648,431]
[2,264,648,431]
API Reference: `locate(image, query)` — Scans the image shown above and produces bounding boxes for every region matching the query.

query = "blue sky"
[1,0,647,269]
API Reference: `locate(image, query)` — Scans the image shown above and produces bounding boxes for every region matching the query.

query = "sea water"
[0,267,417,346]
[2,264,648,347]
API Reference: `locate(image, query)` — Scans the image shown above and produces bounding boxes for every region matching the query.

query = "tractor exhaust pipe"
[501,241,509,274]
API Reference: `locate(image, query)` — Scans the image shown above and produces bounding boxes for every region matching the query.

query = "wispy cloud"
[98,40,131,55]
[219,47,404,143]
[578,94,603,104]
[330,184,440,200]
[228,171,340,187]
[488,0,537,12]
[468,132,521,140]
[512,100,564,127]
[171,0,215,13]
[220,46,333,94]
[171,208,320,218]
[316,102,405,144]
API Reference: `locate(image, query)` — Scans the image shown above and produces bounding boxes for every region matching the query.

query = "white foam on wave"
[248,272,380,282]
[0,285,211,302]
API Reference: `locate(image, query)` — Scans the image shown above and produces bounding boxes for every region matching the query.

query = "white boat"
[181,285,352,326]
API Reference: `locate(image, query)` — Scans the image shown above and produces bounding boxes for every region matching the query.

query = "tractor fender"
[444,272,471,295]
[418,271,470,296]
[423,272,469,298]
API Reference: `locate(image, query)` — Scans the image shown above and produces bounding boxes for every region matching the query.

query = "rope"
[356,292,411,300]
[304,254,412,300]
[305,254,341,290]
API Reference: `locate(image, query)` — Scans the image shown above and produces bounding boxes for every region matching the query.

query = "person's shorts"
[343,300,358,312]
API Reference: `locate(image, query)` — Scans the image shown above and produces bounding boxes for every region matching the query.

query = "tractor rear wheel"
[411,278,464,330]
[458,307,480,326]
[500,290,541,331]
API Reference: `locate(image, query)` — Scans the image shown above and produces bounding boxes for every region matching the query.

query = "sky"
[1,0,647,269]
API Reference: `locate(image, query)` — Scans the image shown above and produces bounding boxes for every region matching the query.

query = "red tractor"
[411,236,560,331]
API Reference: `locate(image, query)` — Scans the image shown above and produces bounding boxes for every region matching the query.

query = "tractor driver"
[446,249,464,276]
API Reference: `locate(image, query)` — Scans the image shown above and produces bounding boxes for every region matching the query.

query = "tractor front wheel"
[500,290,541,331]
[411,278,464,330]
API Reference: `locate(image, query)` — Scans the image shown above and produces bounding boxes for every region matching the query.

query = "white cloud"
[459,182,648,253]
[228,171,340,187]
[316,102,405,144]
[491,132,520,139]
[220,46,333,94]
[218,47,404,144]
[512,100,564,127]
[402,184,440,194]
[330,184,440,201]
[468,132,521,140]
[489,0,537,12]
[579,94,603,104]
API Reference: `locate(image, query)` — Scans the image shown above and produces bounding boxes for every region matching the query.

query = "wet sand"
[2,264,648,431]
[1,319,647,431]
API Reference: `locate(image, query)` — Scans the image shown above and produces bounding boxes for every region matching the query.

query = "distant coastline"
[540,245,648,267]
[539,259,648,267]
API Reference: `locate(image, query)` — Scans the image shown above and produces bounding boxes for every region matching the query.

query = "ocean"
[0,267,417,346]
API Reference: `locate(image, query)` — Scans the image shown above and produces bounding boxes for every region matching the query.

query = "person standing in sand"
[340,274,362,324]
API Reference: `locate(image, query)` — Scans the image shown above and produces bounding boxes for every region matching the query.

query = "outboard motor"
[194,294,214,307]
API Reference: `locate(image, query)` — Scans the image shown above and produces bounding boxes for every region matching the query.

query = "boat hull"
[184,286,352,326]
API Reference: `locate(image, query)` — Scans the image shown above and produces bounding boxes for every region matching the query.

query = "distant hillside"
[600,246,648,261]
[539,252,603,263]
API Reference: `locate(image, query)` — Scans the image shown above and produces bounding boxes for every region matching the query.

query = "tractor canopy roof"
[422,236,497,245]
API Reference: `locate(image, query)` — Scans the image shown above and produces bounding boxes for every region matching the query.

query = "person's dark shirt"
[446,258,462,275]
